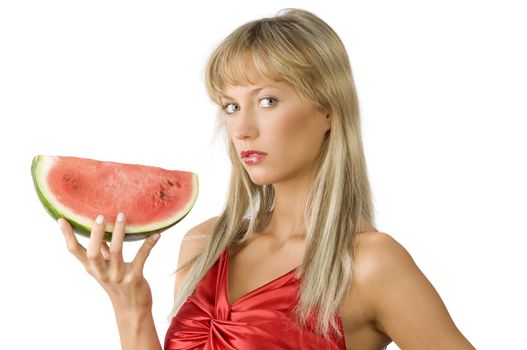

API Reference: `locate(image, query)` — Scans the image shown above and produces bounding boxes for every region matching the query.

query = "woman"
[58,8,476,350]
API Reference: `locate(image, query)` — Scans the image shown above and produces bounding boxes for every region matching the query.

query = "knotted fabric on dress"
[164,248,347,350]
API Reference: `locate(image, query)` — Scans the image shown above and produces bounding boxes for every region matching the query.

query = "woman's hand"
[58,213,161,312]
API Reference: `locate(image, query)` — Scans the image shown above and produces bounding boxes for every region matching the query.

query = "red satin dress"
[164,248,347,350]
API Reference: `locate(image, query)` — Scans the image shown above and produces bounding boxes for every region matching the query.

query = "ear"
[324,113,331,133]
[315,104,331,132]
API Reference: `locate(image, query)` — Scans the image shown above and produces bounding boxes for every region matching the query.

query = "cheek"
[270,113,323,166]
[273,108,309,137]
[271,111,320,153]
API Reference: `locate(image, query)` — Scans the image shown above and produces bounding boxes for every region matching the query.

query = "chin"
[246,172,275,186]
[248,177,273,186]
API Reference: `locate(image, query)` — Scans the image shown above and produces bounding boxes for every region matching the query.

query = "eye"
[222,97,278,115]
[223,103,240,115]
[259,97,278,108]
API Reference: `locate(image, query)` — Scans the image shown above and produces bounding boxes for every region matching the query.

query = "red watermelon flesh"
[31,155,198,241]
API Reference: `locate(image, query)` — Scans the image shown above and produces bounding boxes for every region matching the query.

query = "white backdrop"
[1,1,525,349]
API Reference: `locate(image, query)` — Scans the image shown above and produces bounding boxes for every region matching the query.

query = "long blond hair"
[168,8,376,340]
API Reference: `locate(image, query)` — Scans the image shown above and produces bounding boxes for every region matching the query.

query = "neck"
[262,172,315,244]
[259,173,376,246]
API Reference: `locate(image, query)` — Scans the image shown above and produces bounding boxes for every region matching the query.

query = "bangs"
[206,48,283,105]
[204,16,322,110]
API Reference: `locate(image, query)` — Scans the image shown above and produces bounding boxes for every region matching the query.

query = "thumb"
[133,233,161,272]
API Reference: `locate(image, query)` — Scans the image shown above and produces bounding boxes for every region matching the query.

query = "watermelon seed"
[168,179,181,188]
[152,190,171,208]
[62,173,80,191]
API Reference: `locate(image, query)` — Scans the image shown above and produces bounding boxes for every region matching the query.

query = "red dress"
[164,248,347,350]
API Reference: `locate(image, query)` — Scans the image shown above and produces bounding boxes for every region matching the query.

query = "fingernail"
[117,212,125,223]
[96,214,104,224]
[58,218,64,229]
[152,233,160,242]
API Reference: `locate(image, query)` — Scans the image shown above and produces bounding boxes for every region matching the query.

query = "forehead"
[219,54,283,90]
[221,81,290,100]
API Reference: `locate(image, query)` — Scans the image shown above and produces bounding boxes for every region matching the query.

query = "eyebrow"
[220,85,278,100]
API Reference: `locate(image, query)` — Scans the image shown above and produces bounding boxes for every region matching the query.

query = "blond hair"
[169,8,376,340]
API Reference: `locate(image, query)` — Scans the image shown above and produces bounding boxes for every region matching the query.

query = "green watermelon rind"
[31,155,199,242]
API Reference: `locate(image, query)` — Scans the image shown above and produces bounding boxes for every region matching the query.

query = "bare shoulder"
[352,231,415,283]
[177,216,219,268]
[350,231,476,349]
[347,230,415,320]
[184,216,219,240]
[351,230,426,317]
[173,216,219,295]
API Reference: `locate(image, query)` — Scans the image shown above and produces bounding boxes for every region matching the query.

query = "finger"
[100,242,110,260]
[86,214,107,272]
[132,233,161,273]
[110,213,126,280]
[109,212,126,273]
[58,218,88,265]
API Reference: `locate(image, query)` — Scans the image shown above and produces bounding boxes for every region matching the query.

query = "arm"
[354,232,476,349]
[111,215,217,348]
[59,214,162,350]
[113,305,161,350]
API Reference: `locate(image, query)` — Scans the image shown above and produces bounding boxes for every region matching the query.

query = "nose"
[230,107,258,141]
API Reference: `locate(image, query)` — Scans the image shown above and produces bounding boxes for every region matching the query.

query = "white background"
[1,1,525,349]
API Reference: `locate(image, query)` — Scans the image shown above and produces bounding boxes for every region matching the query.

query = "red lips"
[240,150,267,158]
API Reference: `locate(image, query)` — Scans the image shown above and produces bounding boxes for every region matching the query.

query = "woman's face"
[220,64,331,187]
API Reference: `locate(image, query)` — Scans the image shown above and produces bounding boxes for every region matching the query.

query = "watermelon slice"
[31,155,198,241]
